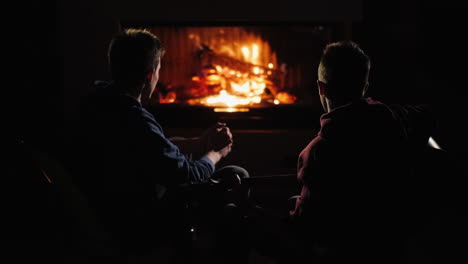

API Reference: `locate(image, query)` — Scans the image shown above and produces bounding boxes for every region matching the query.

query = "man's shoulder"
[138,107,164,133]
[78,81,116,114]
[299,135,327,160]
[388,103,433,119]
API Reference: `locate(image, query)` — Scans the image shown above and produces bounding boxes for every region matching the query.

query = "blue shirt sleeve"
[139,107,215,186]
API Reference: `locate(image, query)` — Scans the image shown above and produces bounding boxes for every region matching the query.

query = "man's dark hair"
[319,41,370,101]
[108,28,164,91]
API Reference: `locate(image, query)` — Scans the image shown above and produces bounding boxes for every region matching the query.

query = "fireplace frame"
[119,20,349,129]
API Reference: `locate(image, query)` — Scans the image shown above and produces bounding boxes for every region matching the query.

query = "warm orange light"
[214,107,250,112]
[231,82,250,93]
[205,90,250,107]
[207,75,221,82]
[185,32,294,109]
[252,96,261,103]
[40,168,52,183]
[252,44,259,64]
[276,92,297,104]
[241,44,260,65]
[241,46,250,60]
[252,67,261,75]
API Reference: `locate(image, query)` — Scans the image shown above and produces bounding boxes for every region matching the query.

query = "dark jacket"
[66,81,214,250]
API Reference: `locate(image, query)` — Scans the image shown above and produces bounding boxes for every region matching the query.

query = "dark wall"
[6,1,62,152]
[354,0,468,162]
[420,2,468,163]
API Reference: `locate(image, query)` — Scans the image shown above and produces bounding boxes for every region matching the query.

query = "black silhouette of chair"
[7,138,120,263]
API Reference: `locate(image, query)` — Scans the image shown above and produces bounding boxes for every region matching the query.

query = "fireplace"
[121,21,346,129]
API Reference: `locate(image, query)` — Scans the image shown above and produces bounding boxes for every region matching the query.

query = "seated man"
[64,28,248,262]
[245,41,437,264]
[290,41,437,263]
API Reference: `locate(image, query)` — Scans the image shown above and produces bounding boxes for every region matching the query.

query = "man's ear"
[317,80,327,96]
[146,69,154,83]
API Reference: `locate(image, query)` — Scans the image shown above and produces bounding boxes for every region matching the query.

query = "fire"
[242,44,260,65]
[175,28,297,110]
[205,90,250,107]
[198,90,264,108]
[188,63,271,108]
[188,58,296,109]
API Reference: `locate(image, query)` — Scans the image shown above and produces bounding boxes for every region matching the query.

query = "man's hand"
[203,143,232,166]
[200,123,233,164]
[218,143,232,158]
[200,122,233,152]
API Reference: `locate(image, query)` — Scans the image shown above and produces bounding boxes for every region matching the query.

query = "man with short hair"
[289,41,436,263]
[68,28,248,262]
[244,41,436,264]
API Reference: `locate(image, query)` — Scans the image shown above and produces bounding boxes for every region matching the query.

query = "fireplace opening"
[121,21,345,128]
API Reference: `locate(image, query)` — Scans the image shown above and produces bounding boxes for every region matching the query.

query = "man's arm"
[169,136,203,158]
[169,122,233,159]
[203,150,224,165]
[144,124,232,184]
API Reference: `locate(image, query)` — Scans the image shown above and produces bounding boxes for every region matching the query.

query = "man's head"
[317,41,370,111]
[108,28,165,101]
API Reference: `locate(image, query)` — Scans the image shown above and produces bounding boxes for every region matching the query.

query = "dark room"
[4,0,468,263]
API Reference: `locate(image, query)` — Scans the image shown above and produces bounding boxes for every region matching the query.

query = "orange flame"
[183,34,296,109]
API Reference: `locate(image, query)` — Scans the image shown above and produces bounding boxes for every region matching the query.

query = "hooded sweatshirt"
[290,97,435,256]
